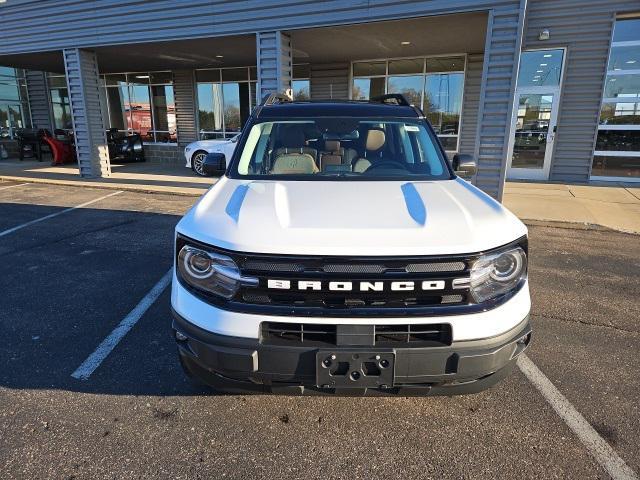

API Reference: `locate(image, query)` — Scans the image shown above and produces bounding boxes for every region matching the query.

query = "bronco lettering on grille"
[266,279,446,291]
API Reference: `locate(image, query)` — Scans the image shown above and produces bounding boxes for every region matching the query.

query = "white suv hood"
[178,177,527,256]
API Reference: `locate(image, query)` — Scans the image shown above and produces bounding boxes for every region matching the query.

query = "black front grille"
[236,253,472,314]
[261,322,452,348]
[374,324,452,347]
[176,234,528,317]
[261,322,337,347]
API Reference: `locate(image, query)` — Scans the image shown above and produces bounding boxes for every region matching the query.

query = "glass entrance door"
[507,90,559,180]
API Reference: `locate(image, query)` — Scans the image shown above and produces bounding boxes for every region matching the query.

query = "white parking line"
[0,190,123,238]
[0,182,29,191]
[518,354,638,480]
[71,269,173,380]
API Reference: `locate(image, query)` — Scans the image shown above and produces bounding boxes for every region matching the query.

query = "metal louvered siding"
[523,0,640,182]
[173,70,198,146]
[63,49,110,177]
[0,1,523,56]
[458,54,484,156]
[310,64,350,100]
[257,31,292,100]
[474,2,527,200]
[24,70,53,131]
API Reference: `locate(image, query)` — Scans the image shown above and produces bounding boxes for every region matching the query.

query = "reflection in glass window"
[603,75,640,99]
[151,85,176,143]
[424,73,464,146]
[352,57,465,150]
[600,102,640,125]
[352,77,385,100]
[1,68,30,138]
[594,18,640,179]
[387,75,423,106]
[196,67,256,139]
[517,49,564,87]
[101,72,176,143]
[292,80,310,101]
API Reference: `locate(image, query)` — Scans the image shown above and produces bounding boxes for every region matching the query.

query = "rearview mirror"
[203,152,226,176]
[452,153,477,177]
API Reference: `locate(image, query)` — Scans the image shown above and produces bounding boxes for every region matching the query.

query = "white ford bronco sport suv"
[171,93,531,396]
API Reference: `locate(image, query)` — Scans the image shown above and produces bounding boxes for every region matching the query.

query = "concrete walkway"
[503,182,640,234]
[1,158,638,234]
[0,158,212,196]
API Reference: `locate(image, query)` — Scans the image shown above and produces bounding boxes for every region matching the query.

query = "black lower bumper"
[172,310,531,396]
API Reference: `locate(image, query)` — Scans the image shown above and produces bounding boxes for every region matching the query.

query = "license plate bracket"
[316,351,395,388]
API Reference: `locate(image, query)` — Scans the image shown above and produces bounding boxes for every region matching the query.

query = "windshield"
[230,118,452,180]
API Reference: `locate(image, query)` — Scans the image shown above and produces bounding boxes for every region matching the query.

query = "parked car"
[171,94,531,396]
[184,135,239,176]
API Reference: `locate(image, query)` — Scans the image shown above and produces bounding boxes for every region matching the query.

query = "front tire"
[191,150,210,177]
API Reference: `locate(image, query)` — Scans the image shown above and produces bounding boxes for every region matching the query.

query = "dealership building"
[0,0,638,199]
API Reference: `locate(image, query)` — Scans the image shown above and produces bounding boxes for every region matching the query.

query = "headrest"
[366,129,386,151]
[280,125,306,148]
[325,140,341,152]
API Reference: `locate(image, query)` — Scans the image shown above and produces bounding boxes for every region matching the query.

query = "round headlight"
[177,245,258,299]
[469,245,527,303]
[183,249,213,279]
[490,250,524,282]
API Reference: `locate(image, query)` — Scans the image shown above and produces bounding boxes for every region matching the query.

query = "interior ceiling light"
[543,54,553,58]
[400,41,411,46]
[135,75,150,79]
[627,60,637,64]
[540,63,548,66]
[215,55,224,58]
[536,70,544,73]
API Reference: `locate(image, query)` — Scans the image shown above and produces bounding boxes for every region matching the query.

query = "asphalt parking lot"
[0,181,638,480]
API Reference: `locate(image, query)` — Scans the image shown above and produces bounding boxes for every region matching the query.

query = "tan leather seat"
[272,125,317,162]
[353,129,385,173]
[320,140,343,171]
[271,153,319,174]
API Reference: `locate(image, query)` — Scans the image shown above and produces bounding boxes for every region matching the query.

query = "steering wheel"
[364,160,409,172]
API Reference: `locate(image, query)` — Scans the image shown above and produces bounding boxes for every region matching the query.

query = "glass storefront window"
[151,85,176,143]
[426,56,465,73]
[388,58,423,75]
[594,18,640,180]
[517,49,564,87]
[608,45,640,72]
[352,77,385,100]
[353,61,386,76]
[387,75,423,106]
[292,64,310,101]
[101,72,176,143]
[603,74,640,99]
[2,68,30,138]
[352,56,465,150]
[600,102,640,125]
[424,72,464,146]
[292,80,310,101]
[196,67,257,139]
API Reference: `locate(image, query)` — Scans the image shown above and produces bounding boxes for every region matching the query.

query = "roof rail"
[260,92,292,106]
[370,94,411,107]
[254,92,292,118]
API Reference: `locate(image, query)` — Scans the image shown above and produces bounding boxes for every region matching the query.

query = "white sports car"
[184,135,239,176]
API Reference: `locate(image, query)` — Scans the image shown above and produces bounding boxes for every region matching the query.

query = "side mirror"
[452,153,477,177]
[203,152,226,176]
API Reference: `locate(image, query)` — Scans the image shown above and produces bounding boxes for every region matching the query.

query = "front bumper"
[173,309,531,396]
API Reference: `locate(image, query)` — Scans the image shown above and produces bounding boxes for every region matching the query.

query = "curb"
[0,175,208,197]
